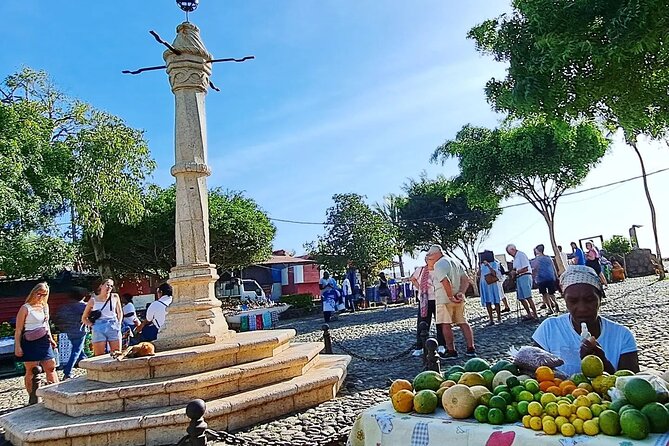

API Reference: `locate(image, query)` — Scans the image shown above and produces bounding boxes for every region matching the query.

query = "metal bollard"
[424,338,441,373]
[418,321,429,365]
[28,365,43,405]
[322,324,332,354]
[185,399,208,446]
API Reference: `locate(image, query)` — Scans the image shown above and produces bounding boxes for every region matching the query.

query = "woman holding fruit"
[532,265,639,376]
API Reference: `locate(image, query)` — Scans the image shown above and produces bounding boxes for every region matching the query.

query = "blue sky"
[2,1,668,272]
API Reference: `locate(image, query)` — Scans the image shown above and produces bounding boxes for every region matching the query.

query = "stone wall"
[624,249,657,278]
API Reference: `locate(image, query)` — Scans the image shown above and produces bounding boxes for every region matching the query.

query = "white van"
[215,279,267,304]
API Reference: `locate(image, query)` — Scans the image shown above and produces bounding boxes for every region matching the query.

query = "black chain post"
[28,365,43,405]
[322,324,332,354]
[418,321,429,366]
[185,399,208,446]
[424,338,441,373]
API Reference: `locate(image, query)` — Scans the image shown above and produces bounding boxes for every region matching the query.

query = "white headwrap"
[560,265,602,292]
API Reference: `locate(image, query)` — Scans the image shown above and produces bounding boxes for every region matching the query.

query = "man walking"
[534,244,560,314]
[426,245,476,359]
[410,254,446,357]
[506,244,538,321]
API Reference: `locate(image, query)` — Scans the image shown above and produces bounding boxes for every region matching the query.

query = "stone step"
[0,354,351,446]
[39,342,324,416]
[80,329,296,383]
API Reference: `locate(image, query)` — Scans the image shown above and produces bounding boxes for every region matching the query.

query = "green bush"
[280,294,315,309]
[603,235,632,256]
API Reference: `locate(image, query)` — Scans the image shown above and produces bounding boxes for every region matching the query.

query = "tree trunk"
[543,213,565,275]
[89,234,114,279]
[631,142,665,279]
[397,253,405,277]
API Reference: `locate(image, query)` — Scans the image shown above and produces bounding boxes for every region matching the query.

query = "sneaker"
[539,303,547,309]
[501,307,511,313]
[465,348,477,357]
[437,346,446,355]
[439,350,458,360]
[411,349,423,357]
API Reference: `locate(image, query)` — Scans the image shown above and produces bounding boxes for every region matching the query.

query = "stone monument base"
[0,330,350,446]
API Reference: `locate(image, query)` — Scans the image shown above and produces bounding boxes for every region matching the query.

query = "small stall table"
[348,401,668,446]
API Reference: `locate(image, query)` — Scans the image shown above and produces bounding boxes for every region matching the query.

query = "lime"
[517,390,534,402]
[517,400,529,416]
[489,395,507,410]
[498,391,513,405]
[544,402,559,418]
[609,397,629,412]
[511,385,525,398]
[479,392,493,406]
[474,405,489,423]
[581,355,604,378]
[534,392,543,402]
[590,403,603,417]
[599,410,621,436]
[587,392,602,405]
[505,405,520,423]
[480,369,495,389]
[640,402,669,433]
[570,373,591,386]
[506,376,520,389]
[493,385,509,395]
[524,379,540,394]
[620,409,650,440]
[488,408,504,425]
[540,393,557,406]
[448,372,463,383]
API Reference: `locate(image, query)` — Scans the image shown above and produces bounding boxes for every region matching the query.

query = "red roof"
[257,255,316,266]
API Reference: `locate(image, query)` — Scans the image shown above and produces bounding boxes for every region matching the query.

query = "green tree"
[432,119,609,272]
[468,0,668,276]
[0,233,75,278]
[305,193,396,281]
[399,176,500,271]
[373,194,413,277]
[86,187,276,278]
[603,235,632,257]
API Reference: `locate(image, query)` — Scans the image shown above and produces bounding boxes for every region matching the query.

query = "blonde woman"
[81,279,123,356]
[14,282,59,395]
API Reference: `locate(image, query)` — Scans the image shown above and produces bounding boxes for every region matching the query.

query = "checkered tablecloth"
[347,401,668,446]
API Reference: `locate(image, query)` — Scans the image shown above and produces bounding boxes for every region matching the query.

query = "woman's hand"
[580,337,606,360]
[49,336,57,349]
[15,345,23,357]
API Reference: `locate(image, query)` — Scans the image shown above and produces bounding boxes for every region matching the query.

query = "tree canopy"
[432,119,609,270]
[305,193,396,280]
[399,176,500,271]
[373,194,412,277]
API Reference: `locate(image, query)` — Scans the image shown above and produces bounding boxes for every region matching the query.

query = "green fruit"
[614,369,635,377]
[474,405,489,423]
[619,404,636,415]
[524,379,540,394]
[498,391,513,405]
[534,392,543,402]
[414,389,439,414]
[511,385,525,398]
[464,358,491,372]
[620,409,650,440]
[489,395,507,410]
[413,371,445,392]
[493,385,509,395]
[599,410,621,436]
[448,372,463,383]
[479,393,493,406]
[444,365,465,378]
[480,369,495,389]
[623,378,658,409]
[488,408,505,425]
[491,360,512,374]
[608,397,629,413]
[640,402,669,433]
[436,387,447,408]
[517,390,534,402]
[505,405,520,423]
[506,376,520,389]
[502,363,519,375]
[570,373,591,386]
[517,400,529,416]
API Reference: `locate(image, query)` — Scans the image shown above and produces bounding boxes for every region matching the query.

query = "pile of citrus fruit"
[388,355,669,440]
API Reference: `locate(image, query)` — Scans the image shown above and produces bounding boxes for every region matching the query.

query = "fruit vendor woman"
[532,265,639,376]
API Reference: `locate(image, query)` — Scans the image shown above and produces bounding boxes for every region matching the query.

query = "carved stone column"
[153,22,234,350]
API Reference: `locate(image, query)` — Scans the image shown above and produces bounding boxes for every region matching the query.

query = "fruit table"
[347,401,667,446]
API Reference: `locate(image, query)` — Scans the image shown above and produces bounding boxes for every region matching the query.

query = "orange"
[554,378,563,386]
[572,388,589,398]
[536,366,555,383]
[389,379,413,397]
[540,381,556,392]
[562,385,577,396]
[391,389,415,413]
[547,386,562,396]
[559,380,575,390]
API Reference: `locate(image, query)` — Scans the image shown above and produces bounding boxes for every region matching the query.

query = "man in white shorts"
[426,245,476,359]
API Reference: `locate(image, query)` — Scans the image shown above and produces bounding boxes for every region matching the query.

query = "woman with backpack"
[81,279,123,356]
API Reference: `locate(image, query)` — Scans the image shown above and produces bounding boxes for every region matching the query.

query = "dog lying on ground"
[110,342,156,360]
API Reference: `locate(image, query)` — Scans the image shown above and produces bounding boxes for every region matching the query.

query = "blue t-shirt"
[532,315,637,376]
[535,256,557,283]
[573,248,586,265]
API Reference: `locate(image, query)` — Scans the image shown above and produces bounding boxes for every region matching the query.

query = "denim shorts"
[516,274,533,300]
[92,319,121,344]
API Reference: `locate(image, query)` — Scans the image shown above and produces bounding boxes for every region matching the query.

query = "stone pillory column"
[153,22,234,350]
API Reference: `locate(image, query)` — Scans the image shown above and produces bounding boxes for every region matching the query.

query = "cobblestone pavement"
[0,276,666,445]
